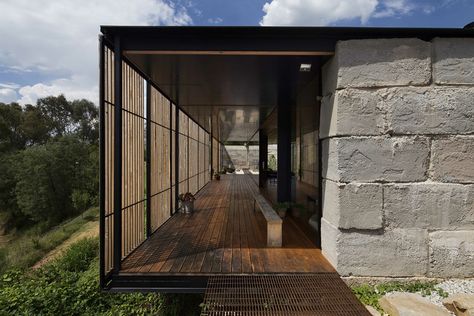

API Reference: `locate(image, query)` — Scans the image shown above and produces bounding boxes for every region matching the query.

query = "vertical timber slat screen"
[121,62,145,260]
[150,87,172,232]
[178,111,189,194]
[100,44,212,282]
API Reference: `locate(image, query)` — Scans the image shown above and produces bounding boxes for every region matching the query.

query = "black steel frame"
[100,35,215,292]
[99,26,474,292]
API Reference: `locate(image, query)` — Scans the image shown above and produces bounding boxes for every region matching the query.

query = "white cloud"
[260,0,421,26]
[260,0,378,26]
[208,17,224,24]
[0,88,18,103]
[374,0,415,18]
[0,0,192,105]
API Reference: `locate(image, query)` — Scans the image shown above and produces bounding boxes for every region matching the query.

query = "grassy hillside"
[0,208,203,315]
[0,207,98,275]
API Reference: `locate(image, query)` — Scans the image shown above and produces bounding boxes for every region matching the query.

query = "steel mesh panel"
[201,274,370,316]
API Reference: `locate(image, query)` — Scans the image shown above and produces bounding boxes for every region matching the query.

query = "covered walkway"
[121,174,333,274]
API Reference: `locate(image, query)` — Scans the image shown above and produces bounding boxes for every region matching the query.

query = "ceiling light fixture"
[299,63,311,72]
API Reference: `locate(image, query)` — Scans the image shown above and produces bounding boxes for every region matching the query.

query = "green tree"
[13,136,97,225]
[0,95,99,231]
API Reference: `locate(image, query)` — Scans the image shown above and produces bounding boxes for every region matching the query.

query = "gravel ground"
[378,279,474,315]
[424,279,474,315]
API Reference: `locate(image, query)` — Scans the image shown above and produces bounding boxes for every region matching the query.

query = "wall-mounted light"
[299,63,312,72]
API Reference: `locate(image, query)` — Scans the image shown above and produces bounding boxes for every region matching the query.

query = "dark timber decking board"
[120,174,334,274]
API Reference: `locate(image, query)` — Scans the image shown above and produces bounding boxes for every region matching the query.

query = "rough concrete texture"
[321,218,340,269]
[322,180,383,230]
[321,219,428,277]
[429,231,474,278]
[433,38,474,85]
[320,37,474,279]
[322,136,429,182]
[384,183,474,230]
[443,294,474,316]
[380,293,450,316]
[223,145,259,170]
[382,86,474,135]
[322,38,431,94]
[320,89,385,138]
[431,137,474,183]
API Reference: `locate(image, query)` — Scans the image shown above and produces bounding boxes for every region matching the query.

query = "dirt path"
[32,221,99,270]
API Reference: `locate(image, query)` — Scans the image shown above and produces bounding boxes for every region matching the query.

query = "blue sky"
[0,0,473,105]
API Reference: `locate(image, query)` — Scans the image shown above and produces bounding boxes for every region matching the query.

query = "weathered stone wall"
[222,145,259,170]
[320,38,474,278]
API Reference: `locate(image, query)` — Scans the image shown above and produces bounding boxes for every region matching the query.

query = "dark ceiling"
[125,53,325,142]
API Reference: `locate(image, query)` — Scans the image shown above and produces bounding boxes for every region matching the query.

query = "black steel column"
[145,82,151,237]
[113,36,122,271]
[277,85,292,203]
[98,35,105,287]
[258,130,268,188]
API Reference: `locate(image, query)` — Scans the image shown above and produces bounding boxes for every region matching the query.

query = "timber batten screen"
[99,41,213,286]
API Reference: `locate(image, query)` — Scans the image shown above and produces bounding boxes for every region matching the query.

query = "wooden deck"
[120,174,334,274]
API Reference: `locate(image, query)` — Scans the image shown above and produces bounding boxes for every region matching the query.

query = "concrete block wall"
[222,145,259,170]
[320,38,474,278]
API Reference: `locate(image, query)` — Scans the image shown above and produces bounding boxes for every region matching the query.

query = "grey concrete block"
[384,183,474,229]
[322,56,337,96]
[382,87,474,135]
[330,38,431,89]
[322,180,383,230]
[433,38,474,85]
[429,230,474,278]
[322,137,429,182]
[320,89,385,138]
[431,136,474,183]
[322,219,428,276]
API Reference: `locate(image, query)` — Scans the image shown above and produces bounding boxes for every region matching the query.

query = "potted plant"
[178,192,196,214]
[274,202,291,218]
[290,203,307,218]
[214,172,221,180]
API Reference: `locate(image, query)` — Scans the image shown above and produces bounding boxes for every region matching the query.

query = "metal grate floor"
[201,274,370,316]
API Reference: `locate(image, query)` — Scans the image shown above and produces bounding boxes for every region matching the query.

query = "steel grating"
[201,273,370,316]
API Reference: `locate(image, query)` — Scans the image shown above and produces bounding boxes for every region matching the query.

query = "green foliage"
[0,237,202,315]
[0,207,98,275]
[352,281,449,312]
[0,95,99,233]
[267,154,277,171]
[13,136,98,224]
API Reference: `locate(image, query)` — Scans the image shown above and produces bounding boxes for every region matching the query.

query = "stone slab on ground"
[365,305,381,315]
[443,294,474,316]
[380,292,450,316]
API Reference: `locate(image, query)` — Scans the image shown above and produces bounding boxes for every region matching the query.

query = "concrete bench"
[253,194,282,247]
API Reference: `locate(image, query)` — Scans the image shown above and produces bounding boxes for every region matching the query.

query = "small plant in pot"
[290,203,307,218]
[274,202,291,218]
[214,172,221,180]
[178,192,196,214]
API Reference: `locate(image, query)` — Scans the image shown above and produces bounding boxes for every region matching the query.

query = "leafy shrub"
[0,237,202,315]
[352,281,449,312]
